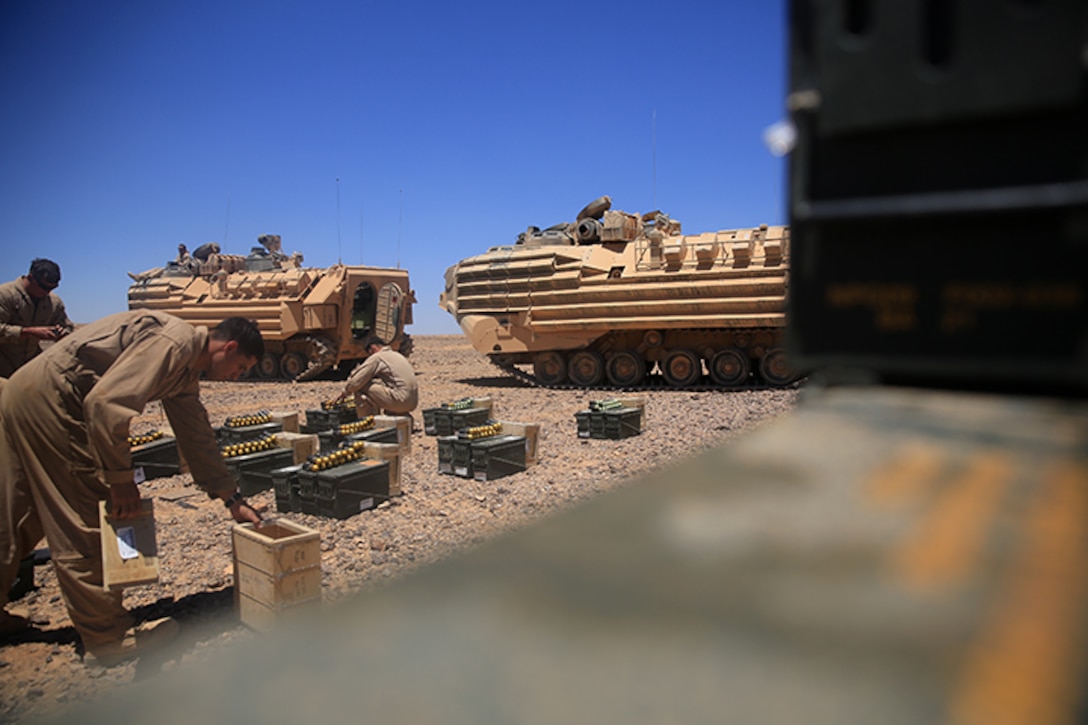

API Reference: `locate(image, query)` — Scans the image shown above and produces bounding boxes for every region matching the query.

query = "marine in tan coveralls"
[0,311,263,665]
[337,338,419,417]
[0,258,74,379]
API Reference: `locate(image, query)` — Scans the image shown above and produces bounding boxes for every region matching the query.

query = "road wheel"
[533,351,567,386]
[280,352,307,379]
[758,347,797,386]
[605,351,646,387]
[661,349,701,387]
[709,348,749,387]
[567,351,605,387]
[256,352,281,379]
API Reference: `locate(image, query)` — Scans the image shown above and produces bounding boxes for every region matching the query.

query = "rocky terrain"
[0,335,798,723]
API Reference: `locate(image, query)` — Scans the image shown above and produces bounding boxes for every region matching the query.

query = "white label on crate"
[133,466,146,484]
[455,466,468,477]
[116,527,139,560]
[359,497,375,512]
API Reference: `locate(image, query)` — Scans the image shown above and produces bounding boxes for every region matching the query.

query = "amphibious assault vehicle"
[440,197,794,389]
[127,236,415,381]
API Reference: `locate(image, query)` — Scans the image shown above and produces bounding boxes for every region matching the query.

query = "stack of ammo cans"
[276,401,409,518]
[293,445,391,519]
[301,400,358,434]
[219,411,290,495]
[422,396,492,436]
[437,420,527,481]
[316,415,399,450]
[576,398,642,440]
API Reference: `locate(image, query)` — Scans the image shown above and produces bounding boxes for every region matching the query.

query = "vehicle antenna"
[336,178,342,265]
[223,193,231,247]
[397,188,403,269]
[359,194,365,264]
[652,109,658,209]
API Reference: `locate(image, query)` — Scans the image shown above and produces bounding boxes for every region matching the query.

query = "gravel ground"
[0,335,798,723]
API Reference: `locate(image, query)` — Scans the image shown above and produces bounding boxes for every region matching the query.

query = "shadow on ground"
[455,376,533,389]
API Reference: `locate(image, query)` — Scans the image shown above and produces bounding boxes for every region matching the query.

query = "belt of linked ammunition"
[459,421,503,440]
[221,433,278,458]
[225,410,273,428]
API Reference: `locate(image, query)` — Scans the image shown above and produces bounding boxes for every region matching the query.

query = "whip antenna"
[223,193,231,246]
[652,109,657,209]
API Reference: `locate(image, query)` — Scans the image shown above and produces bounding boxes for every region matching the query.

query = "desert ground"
[0,335,798,723]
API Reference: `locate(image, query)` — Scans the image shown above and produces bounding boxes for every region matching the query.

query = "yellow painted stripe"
[863,441,946,508]
[893,451,1013,591]
[949,460,1088,725]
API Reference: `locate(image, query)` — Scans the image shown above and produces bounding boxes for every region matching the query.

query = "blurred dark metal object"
[786,0,1088,392]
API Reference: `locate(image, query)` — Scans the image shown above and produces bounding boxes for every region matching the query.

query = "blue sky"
[1,1,787,334]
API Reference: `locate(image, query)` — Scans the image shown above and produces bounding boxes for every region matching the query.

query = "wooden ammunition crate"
[362,441,402,496]
[274,432,319,464]
[224,448,295,496]
[305,459,391,519]
[495,421,540,466]
[219,421,283,445]
[99,500,159,590]
[232,520,321,631]
[130,436,181,480]
[373,414,413,453]
[272,465,303,513]
[270,411,299,434]
[470,435,527,481]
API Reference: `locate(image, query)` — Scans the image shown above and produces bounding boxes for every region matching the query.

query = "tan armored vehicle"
[127,235,415,380]
[440,196,794,389]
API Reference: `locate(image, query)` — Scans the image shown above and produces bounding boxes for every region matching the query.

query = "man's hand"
[222,491,263,525]
[231,501,263,525]
[109,480,143,519]
[22,326,63,341]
